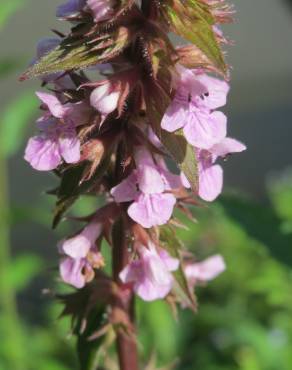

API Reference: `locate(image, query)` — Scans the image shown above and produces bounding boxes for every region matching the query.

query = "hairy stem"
[112,216,139,370]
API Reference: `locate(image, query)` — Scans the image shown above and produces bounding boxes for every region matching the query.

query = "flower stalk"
[21,0,245,368]
[112,216,139,370]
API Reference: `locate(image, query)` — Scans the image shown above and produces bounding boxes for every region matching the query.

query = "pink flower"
[184,254,226,290]
[24,92,91,171]
[59,221,104,288]
[90,82,119,116]
[87,0,114,22]
[182,137,246,201]
[110,147,178,228]
[119,242,179,301]
[56,0,86,17]
[161,67,229,150]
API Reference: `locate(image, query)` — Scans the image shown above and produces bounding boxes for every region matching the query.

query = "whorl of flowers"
[22,0,245,368]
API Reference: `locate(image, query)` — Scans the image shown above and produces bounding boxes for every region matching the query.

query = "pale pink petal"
[128,193,176,228]
[185,255,226,283]
[87,0,114,22]
[120,243,178,301]
[161,101,187,132]
[210,137,247,158]
[183,110,227,149]
[199,164,223,202]
[155,157,182,190]
[90,84,119,115]
[137,165,164,194]
[175,65,208,96]
[158,248,180,271]
[24,136,61,171]
[36,92,65,118]
[59,257,86,288]
[160,168,182,190]
[134,146,155,166]
[59,222,102,259]
[196,74,229,109]
[135,246,175,300]
[135,272,173,301]
[110,172,138,203]
[119,260,143,284]
[59,135,81,164]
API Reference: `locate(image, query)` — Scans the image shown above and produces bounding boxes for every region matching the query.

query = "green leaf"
[0,0,25,29]
[8,254,43,292]
[160,225,197,310]
[21,26,132,79]
[162,0,226,74]
[0,57,23,79]
[161,129,198,192]
[0,92,38,157]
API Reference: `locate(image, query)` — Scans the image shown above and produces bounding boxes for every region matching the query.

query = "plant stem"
[0,154,26,370]
[112,216,139,370]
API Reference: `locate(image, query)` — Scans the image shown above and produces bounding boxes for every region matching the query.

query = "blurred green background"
[1,1,292,369]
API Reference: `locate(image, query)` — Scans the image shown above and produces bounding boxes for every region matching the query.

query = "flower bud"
[90,83,119,115]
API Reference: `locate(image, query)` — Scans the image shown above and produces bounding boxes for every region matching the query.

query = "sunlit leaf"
[7,254,43,292]
[161,0,226,74]
[161,130,198,192]
[0,0,25,29]
[160,225,197,310]
[21,26,133,80]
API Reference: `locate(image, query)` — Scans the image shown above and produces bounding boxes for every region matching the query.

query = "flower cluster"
[22,0,243,364]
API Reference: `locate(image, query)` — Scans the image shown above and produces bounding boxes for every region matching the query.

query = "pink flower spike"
[119,242,179,301]
[185,255,226,289]
[90,83,119,115]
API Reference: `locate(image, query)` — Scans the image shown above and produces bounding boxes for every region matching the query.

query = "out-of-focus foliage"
[2,174,292,369]
[0,0,26,30]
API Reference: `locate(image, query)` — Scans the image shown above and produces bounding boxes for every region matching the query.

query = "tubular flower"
[59,221,104,288]
[24,92,91,171]
[185,254,226,290]
[111,147,178,228]
[120,241,179,301]
[162,67,229,150]
[182,137,246,201]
